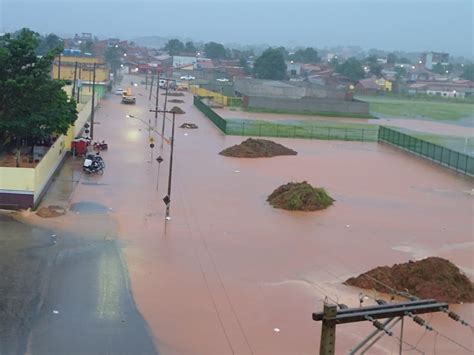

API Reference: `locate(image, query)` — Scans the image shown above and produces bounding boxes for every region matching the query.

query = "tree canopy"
[204,42,227,59]
[0,29,77,150]
[185,41,196,53]
[104,45,122,76]
[291,47,320,63]
[36,33,63,56]
[366,55,382,76]
[164,39,185,55]
[253,48,287,80]
[461,64,474,81]
[335,57,365,82]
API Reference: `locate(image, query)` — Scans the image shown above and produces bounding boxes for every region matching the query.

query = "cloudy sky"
[1,0,472,56]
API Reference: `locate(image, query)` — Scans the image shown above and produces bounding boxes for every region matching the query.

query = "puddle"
[69,201,110,214]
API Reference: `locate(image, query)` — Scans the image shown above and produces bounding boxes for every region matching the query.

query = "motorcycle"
[83,152,105,174]
[93,140,108,150]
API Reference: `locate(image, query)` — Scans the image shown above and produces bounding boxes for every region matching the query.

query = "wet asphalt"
[0,209,157,355]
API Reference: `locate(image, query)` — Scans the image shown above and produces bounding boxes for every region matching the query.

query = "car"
[180,75,195,81]
[115,88,123,95]
[216,78,229,82]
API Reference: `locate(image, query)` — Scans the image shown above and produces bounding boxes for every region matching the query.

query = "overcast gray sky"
[1,0,473,57]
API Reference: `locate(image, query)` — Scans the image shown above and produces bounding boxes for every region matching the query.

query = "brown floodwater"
[21,77,474,354]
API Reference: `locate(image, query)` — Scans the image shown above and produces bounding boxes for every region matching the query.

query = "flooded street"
[7,75,473,354]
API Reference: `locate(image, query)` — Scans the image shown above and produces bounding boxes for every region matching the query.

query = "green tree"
[253,48,287,80]
[366,55,382,76]
[275,46,289,60]
[395,66,407,81]
[185,41,196,53]
[335,57,365,82]
[79,39,95,55]
[104,45,122,77]
[387,53,397,64]
[239,58,251,74]
[36,33,63,56]
[461,64,474,81]
[0,29,77,166]
[291,47,320,63]
[204,42,227,59]
[164,39,185,55]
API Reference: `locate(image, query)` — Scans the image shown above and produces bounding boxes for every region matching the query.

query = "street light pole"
[165,111,176,219]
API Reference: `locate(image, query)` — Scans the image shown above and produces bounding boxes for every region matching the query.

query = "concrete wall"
[247,96,370,115]
[0,96,100,209]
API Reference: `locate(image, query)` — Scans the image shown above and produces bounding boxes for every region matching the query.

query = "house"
[286,61,302,77]
[356,78,392,94]
[52,54,110,85]
[420,52,449,70]
[407,80,474,98]
[172,55,196,68]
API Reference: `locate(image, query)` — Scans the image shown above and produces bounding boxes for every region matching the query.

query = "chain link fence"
[379,126,473,176]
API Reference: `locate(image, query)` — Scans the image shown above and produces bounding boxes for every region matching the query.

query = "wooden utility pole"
[313,299,449,354]
[72,61,78,99]
[90,63,97,140]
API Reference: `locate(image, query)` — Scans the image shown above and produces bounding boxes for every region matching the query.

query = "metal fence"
[193,96,227,133]
[226,121,378,141]
[379,126,474,176]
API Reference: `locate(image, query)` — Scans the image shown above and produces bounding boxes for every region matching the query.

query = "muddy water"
[52,78,474,354]
[215,107,474,137]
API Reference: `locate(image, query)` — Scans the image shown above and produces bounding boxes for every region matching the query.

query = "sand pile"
[169,99,184,103]
[345,257,474,303]
[220,138,297,158]
[36,205,66,218]
[164,92,184,97]
[267,181,334,211]
[170,106,185,114]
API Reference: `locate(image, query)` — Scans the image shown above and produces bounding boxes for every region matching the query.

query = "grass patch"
[358,96,474,121]
[267,181,335,211]
[225,119,379,141]
[245,107,376,119]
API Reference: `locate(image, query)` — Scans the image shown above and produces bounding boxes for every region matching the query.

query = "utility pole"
[72,61,78,99]
[158,78,176,148]
[90,62,96,140]
[319,303,337,355]
[77,63,82,103]
[57,53,61,80]
[313,299,449,355]
[149,74,155,101]
[154,71,161,129]
[149,109,177,221]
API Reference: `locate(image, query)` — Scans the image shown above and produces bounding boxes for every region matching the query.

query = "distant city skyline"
[1,0,473,58]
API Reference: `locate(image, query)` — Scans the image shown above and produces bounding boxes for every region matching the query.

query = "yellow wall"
[0,95,100,206]
[0,167,35,192]
[57,56,104,65]
[52,63,110,83]
[191,87,230,105]
[375,78,393,92]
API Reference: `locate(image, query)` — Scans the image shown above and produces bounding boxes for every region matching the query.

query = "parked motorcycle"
[83,152,105,174]
[93,140,108,150]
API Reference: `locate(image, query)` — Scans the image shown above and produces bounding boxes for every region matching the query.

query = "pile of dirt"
[180,123,198,129]
[36,205,66,218]
[163,92,184,97]
[169,99,184,103]
[219,138,297,158]
[267,181,334,211]
[345,257,474,303]
[169,106,185,114]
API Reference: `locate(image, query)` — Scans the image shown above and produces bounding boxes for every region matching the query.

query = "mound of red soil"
[169,106,185,114]
[267,181,334,211]
[163,92,184,97]
[219,138,297,158]
[169,99,184,103]
[345,257,474,303]
[36,205,66,218]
